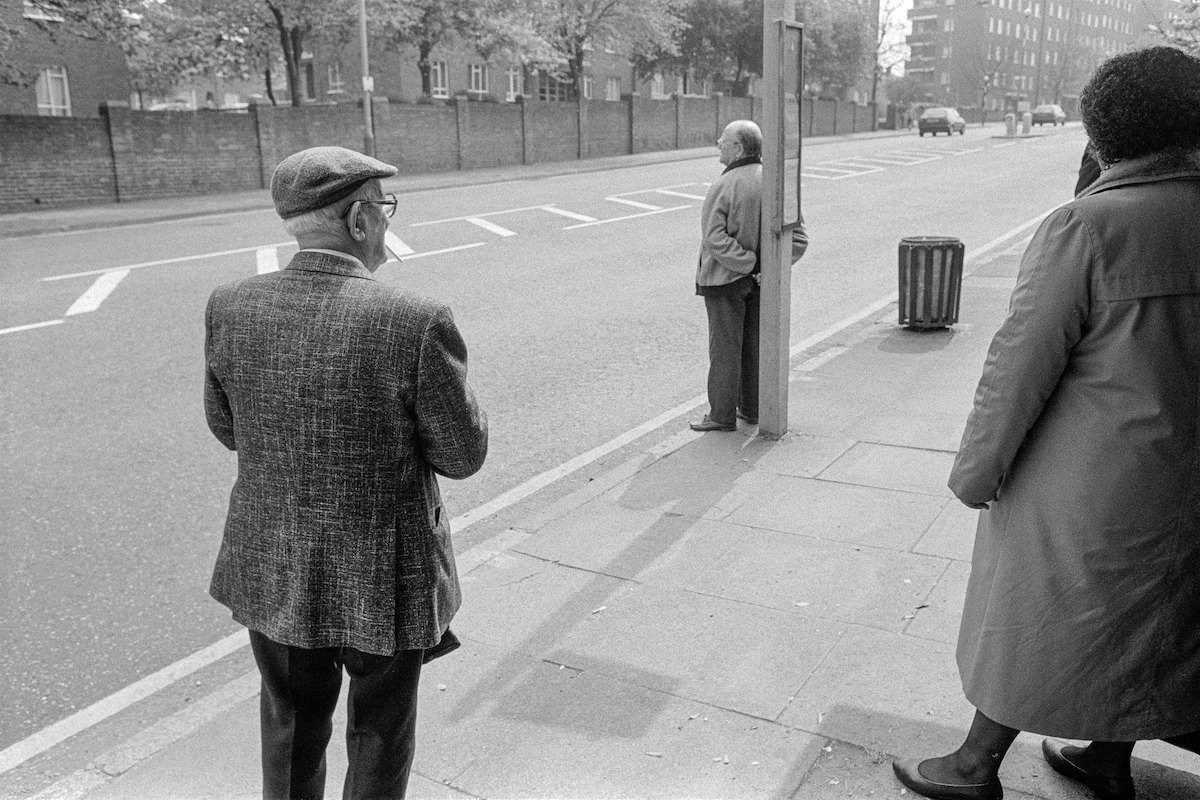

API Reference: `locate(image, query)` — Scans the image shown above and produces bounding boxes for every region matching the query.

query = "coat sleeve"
[203,292,236,451]
[414,305,488,480]
[948,208,1091,505]
[702,181,758,275]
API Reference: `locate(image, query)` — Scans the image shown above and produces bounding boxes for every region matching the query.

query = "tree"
[797,0,874,98]
[1149,0,1200,56]
[372,0,475,99]
[261,0,356,107]
[870,0,909,112]
[531,0,686,101]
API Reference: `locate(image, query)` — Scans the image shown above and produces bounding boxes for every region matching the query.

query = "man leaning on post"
[203,146,488,799]
[690,120,808,432]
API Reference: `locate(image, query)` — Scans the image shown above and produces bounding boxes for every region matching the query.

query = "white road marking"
[0,631,248,774]
[0,204,1066,786]
[563,205,690,229]
[539,206,596,223]
[409,204,553,226]
[384,231,415,256]
[995,141,1019,148]
[655,189,706,200]
[0,320,64,336]
[43,242,294,282]
[64,270,129,316]
[825,160,885,175]
[27,671,261,800]
[255,247,278,274]
[950,148,984,156]
[464,216,517,237]
[402,242,487,260]
[605,196,662,211]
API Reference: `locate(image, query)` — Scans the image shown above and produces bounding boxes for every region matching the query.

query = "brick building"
[0,0,130,117]
[905,0,1173,115]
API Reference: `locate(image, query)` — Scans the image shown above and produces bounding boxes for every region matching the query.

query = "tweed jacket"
[695,157,762,288]
[204,251,488,655]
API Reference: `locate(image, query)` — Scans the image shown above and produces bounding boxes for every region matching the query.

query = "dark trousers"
[703,281,760,424]
[248,630,423,800]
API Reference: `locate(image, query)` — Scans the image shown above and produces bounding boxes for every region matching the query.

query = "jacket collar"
[285,249,375,280]
[1079,147,1200,199]
[722,155,762,175]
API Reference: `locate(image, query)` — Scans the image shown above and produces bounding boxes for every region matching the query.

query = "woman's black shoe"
[1041,739,1135,800]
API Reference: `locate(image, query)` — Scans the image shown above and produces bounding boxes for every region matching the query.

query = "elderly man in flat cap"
[204,146,488,799]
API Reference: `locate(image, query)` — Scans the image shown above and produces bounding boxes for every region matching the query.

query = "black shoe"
[736,410,758,425]
[892,759,1004,800]
[1041,739,1135,800]
[689,415,735,432]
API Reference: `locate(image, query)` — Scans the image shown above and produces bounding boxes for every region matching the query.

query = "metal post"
[1032,0,1049,105]
[758,0,796,439]
[358,0,375,157]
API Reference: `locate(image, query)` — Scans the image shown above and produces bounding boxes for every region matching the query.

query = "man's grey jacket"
[204,251,488,655]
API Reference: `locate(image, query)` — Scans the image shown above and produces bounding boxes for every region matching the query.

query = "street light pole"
[358,0,375,157]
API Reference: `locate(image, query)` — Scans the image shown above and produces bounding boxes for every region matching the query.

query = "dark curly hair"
[1081,46,1200,164]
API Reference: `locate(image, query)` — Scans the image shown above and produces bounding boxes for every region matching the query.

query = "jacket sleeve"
[948,208,1090,505]
[204,293,236,451]
[414,305,488,480]
[702,181,758,275]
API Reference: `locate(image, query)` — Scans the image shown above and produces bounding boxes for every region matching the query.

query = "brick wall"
[1,95,877,212]
[375,102,458,173]
[0,115,115,210]
[105,106,261,201]
[524,101,578,163]
[457,101,523,169]
[631,97,676,153]
[582,100,628,158]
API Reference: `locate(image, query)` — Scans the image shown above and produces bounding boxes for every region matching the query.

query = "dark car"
[917,107,966,136]
[1032,103,1067,126]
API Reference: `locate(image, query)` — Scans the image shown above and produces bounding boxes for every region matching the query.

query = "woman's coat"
[948,151,1200,739]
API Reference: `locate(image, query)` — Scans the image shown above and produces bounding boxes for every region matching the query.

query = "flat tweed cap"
[271,146,398,219]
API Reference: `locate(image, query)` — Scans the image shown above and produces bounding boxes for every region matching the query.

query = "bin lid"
[899,236,961,245]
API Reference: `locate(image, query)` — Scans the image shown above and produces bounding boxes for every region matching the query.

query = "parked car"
[917,107,966,136]
[1032,103,1067,126]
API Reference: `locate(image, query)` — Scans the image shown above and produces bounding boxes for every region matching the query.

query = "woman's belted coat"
[948,150,1200,739]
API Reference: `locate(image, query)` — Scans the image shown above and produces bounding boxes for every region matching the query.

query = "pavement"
[7,128,1200,800]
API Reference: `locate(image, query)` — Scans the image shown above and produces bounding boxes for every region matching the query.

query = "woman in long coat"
[894,46,1200,800]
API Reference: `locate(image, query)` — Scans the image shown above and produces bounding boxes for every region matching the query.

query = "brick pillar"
[673,93,682,150]
[518,95,530,165]
[250,100,278,188]
[99,102,132,203]
[452,96,466,171]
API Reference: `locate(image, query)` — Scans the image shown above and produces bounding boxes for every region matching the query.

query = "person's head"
[271,146,399,270]
[717,120,763,166]
[1081,46,1200,166]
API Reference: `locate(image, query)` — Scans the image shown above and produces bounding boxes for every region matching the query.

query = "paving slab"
[817,442,956,497]
[719,472,948,551]
[913,501,978,562]
[901,559,970,645]
[442,665,825,800]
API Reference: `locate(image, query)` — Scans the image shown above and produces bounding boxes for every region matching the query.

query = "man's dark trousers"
[249,630,423,800]
[703,278,760,425]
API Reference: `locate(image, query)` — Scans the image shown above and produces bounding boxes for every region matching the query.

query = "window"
[536,72,573,102]
[650,72,666,98]
[505,66,524,101]
[431,61,449,98]
[35,66,70,116]
[943,17,954,31]
[582,75,592,99]
[467,63,488,94]
[327,62,345,94]
[605,76,620,101]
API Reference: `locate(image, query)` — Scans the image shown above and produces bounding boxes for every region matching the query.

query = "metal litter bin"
[898,236,964,329]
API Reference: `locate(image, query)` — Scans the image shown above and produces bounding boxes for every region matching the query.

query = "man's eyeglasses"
[344,192,397,219]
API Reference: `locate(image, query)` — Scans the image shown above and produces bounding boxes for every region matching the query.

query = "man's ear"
[345,201,366,241]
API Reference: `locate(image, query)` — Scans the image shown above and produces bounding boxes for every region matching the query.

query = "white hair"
[281,181,376,239]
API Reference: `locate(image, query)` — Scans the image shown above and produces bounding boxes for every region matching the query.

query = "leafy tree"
[531,0,686,100]
[261,0,356,106]
[885,73,932,106]
[1149,0,1200,56]
[371,0,474,98]
[797,0,873,98]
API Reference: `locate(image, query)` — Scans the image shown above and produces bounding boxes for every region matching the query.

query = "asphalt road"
[0,124,1089,751]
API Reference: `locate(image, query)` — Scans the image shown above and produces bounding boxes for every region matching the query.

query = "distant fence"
[0,94,877,213]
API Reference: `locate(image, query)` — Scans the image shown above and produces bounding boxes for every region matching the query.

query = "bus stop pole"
[758,0,795,439]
